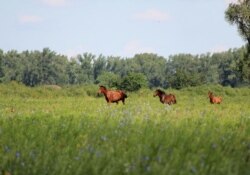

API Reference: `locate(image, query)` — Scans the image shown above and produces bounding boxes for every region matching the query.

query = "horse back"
[163,94,176,105]
[107,90,127,102]
[119,90,128,98]
[170,94,177,104]
[215,96,222,103]
[211,96,222,104]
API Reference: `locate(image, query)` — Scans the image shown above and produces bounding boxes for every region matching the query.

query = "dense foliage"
[225,0,250,47]
[225,0,250,83]
[0,47,249,90]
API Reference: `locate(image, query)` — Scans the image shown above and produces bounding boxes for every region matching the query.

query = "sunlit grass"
[0,83,249,175]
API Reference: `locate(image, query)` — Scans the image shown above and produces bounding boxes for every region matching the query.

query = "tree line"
[0,46,249,91]
[0,0,249,91]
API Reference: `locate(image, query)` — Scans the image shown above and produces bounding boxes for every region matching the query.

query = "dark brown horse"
[208,91,222,104]
[98,85,128,104]
[153,89,176,105]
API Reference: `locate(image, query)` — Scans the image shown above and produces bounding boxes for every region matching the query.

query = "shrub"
[119,73,148,92]
[96,72,120,88]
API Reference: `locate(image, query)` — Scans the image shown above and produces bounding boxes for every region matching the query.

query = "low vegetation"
[0,83,249,175]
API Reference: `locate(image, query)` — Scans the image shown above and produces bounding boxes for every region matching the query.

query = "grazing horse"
[98,85,128,104]
[208,91,222,104]
[153,89,176,105]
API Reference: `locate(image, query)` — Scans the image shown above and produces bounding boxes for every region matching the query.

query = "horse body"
[208,91,222,104]
[98,86,127,104]
[154,89,176,105]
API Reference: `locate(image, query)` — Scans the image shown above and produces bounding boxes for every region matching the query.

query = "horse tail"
[170,94,176,104]
[124,93,128,98]
[122,91,128,98]
[173,94,177,104]
[220,97,222,102]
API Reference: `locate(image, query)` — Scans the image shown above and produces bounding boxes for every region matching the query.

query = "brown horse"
[153,89,176,105]
[208,91,222,104]
[98,85,128,104]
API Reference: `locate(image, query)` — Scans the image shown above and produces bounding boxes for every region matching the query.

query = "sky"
[0,0,244,58]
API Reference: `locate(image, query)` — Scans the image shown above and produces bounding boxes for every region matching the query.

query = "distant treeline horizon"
[0,46,249,90]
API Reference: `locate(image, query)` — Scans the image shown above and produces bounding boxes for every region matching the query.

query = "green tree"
[21,50,41,86]
[198,53,219,84]
[129,53,166,88]
[0,49,4,81]
[166,54,204,89]
[1,50,23,82]
[38,48,56,84]
[225,0,250,82]
[77,53,95,83]
[106,56,127,77]
[36,48,68,85]
[119,72,148,92]
[96,72,120,88]
[93,54,106,80]
[225,0,250,48]
[66,58,82,84]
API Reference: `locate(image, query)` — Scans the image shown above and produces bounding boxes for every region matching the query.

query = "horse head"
[153,89,165,97]
[98,85,107,94]
[208,91,213,98]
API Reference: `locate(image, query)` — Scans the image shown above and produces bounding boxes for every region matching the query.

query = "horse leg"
[107,99,112,105]
[105,97,109,103]
[116,101,118,105]
[122,98,125,105]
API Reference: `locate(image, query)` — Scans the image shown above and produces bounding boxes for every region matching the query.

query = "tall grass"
[0,83,249,175]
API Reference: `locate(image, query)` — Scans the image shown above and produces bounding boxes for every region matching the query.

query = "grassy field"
[0,83,249,175]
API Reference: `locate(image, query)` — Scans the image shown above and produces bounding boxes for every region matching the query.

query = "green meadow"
[0,83,249,175]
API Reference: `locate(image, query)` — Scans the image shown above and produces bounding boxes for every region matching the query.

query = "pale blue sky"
[0,0,244,58]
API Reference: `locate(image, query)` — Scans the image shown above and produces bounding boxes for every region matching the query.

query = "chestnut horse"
[98,85,128,104]
[208,91,222,104]
[153,89,176,105]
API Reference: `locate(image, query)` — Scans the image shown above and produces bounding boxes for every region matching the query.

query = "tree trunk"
[247,37,250,54]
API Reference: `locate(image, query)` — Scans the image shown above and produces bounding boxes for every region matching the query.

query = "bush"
[82,84,99,97]
[119,73,148,92]
[96,72,120,88]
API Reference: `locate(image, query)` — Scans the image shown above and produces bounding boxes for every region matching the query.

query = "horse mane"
[156,89,166,94]
[100,85,127,93]
[99,85,107,90]
[208,91,213,97]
